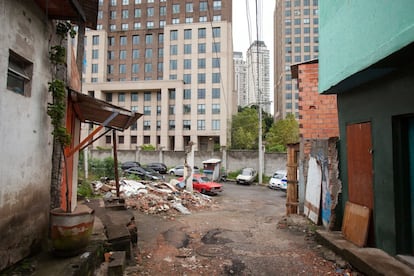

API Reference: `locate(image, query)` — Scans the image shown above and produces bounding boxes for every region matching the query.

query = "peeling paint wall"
[0,0,53,271]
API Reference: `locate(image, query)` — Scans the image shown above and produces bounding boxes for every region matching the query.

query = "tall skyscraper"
[246,40,271,113]
[274,0,319,120]
[233,51,248,108]
[82,0,236,151]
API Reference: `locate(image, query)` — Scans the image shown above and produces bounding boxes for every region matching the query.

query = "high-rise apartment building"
[82,0,235,151]
[233,51,247,108]
[274,0,319,120]
[246,40,271,113]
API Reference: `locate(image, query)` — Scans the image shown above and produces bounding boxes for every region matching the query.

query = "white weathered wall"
[0,0,53,270]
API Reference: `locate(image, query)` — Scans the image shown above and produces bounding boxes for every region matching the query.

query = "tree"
[231,107,259,149]
[265,113,299,152]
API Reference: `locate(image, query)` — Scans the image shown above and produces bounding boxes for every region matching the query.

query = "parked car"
[268,170,287,191]
[168,165,200,176]
[124,166,164,181]
[178,174,223,195]
[121,161,141,171]
[236,168,258,185]
[146,162,168,174]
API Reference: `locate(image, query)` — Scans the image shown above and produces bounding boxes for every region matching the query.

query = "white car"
[236,168,257,185]
[269,170,287,191]
[168,165,200,176]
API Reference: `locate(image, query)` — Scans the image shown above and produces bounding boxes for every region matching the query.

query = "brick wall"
[297,62,339,140]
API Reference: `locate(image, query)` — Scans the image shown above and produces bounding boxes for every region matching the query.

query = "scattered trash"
[91,177,215,217]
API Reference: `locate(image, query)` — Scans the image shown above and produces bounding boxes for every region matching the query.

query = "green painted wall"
[319,0,414,93]
[337,66,414,255]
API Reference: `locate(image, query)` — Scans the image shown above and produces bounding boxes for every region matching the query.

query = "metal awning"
[69,90,142,131]
[34,0,98,29]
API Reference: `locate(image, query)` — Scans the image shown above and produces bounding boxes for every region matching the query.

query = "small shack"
[202,158,222,181]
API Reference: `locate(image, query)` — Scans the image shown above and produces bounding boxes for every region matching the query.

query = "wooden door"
[346,122,375,246]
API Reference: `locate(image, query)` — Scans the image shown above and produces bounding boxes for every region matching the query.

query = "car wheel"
[170,171,175,175]
[201,189,206,194]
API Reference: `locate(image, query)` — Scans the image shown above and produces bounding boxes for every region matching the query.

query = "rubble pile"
[91,178,214,216]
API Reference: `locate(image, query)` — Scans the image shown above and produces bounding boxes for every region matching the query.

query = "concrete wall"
[0,1,53,271]
[89,149,287,177]
[337,65,414,255]
[319,0,414,92]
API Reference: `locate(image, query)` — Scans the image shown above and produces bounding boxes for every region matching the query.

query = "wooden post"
[112,130,120,197]
[286,143,299,215]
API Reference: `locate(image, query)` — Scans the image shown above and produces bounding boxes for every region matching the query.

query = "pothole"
[201,228,233,244]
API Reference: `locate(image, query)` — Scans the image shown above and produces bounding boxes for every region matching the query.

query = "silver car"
[236,168,257,185]
[168,165,200,176]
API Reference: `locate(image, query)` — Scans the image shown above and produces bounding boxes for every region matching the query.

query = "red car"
[178,174,223,195]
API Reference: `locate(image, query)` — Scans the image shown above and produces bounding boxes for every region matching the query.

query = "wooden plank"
[342,201,370,247]
[304,157,322,224]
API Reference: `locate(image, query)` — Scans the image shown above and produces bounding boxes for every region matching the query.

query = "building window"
[197,120,206,130]
[108,36,115,46]
[197,73,206,84]
[157,106,161,115]
[131,136,137,144]
[147,21,154,28]
[200,1,207,11]
[7,51,33,96]
[183,89,191,99]
[172,4,180,13]
[143,120,151,130]
[212,27,221,38]
[199,16,207,22]
[145,48,153,58]
[157,120,161,130]
[169,60,177,70]
[147,7,154,16]
[143,136,150,144]
[172,18,180,24]
[144,106,151,115]
[169,89,175,100]
[145,34,153,44]
[212,120,220,130]
[198,43,206,53]
[134,22,141,29]
[198,104,206,114]
[198,58,206,69]
[197,89,206,99]
[212,88,220,99]
[92,64,98,73]
[212,42,220,53]
[144,63,152,73]
[120,50,127,59]
[212,104,220,114]
[132,63,139,73]
[132,49,139,59]
[213,0,221,10]
[119,64,126,74]
[184,44,192,54]
[184,29,192,39]
[212,73,220,83]
[120,36,127,45]
[160,6,166,16]
[110,24,116,31]
[122,0,128,5]
[184,59,191,69]
[170,45,178,55]
[183,74,191,84]
[157,62,163,72]
[169,105,175,115]
[170,30,178,40]
[185,17,193,23]
[158,48,163,57]
[183,120,191,130]
[131,121,138,130]
[186,3,193,12]
[198,28,206,38]
[92,35,99,45]
[183,104,191,113]
[118,136,124,144]
[105,135,111,144]
[118,93,125,102]
[144,92,151,101]
[110,10,117,19]
[107,64,114,74]
[92,49,99,59]
[106,93,113,102]
[169,120,175,130]
[108,50,115,60]
[213,15,221,21]
[122,9,129,18]
[131,92,138,101]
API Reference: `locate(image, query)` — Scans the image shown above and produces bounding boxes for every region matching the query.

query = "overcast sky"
[232,0,276,113]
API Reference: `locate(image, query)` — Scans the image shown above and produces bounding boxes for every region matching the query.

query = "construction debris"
[91,178,215,217]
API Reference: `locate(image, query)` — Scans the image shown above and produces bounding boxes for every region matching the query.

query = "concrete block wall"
[297,62,339,139]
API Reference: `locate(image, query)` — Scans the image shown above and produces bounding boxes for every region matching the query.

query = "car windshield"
[198,176,211,183]
[272,173,285,179]
[241,169,253,176]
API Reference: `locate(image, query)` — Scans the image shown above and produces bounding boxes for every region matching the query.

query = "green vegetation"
[140,144,156,151]
[231,107,299,152]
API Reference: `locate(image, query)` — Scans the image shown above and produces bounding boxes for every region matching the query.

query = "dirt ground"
[123,182,361,276]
